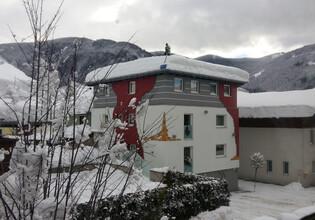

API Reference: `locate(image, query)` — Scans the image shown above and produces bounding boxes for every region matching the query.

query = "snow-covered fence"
[73,171,230,219]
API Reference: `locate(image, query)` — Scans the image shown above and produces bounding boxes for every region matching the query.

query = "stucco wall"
[239,127,315,187]
[141,105,239,174]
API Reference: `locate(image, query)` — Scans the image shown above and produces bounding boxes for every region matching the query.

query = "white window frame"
[267,160,273,173]
[129,81,136,94]
[104,84,110,96]
[174,78,183,92]
[216,115,226,128]
[191,80,199,93]
[283,161,289,175]
[210,83,217,95]
[224,84,231,97]
[128,113,135,126]
[216,144,226,158]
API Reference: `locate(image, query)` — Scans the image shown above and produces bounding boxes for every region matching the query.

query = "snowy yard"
[192,180,315,220]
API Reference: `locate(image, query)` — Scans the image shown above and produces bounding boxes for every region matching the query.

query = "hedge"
[73,171,230,219]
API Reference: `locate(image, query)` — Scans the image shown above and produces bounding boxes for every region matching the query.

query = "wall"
[141,105,239,174]
[239,127,315,187]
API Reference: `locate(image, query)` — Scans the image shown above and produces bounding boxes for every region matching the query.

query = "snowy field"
[191,180,315,220]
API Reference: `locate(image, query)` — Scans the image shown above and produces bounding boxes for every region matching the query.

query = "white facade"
[92,104,238,174]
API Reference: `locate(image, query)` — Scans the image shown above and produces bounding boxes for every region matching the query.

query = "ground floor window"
[267,160,272,173]
[216,144,226,157]
[283,161,289,175]
[312,161,315,174]
[184,146,193,173]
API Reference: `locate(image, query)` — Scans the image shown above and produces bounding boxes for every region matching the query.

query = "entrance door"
[184,146,193,173]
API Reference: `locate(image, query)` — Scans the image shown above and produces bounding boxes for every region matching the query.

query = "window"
[184,114,192,139]
[98,84,109,96]
[129,81,136,94]
[104,85,110,96]
[101,114,109,128]
[184,146,193,172]
[191,80,199,93]
[128,114,135,126]
[311,130,314,145]
[224,85,230,96]
[210,83,217,95]
[174,78,183,92]
[267,160,273,173]
[102,114,109,124]
[216,115,226,127]
[118,114,124,122]
[130,144,137,151]
[312,161,315,174]
[0,129,2,135]
[216,144,226,157]
[283,161,289,175]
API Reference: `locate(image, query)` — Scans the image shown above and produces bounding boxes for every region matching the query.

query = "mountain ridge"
[1,37,315,92]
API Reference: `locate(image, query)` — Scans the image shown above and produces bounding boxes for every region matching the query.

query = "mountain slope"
[0,37,152,84]
[197,44,315,92]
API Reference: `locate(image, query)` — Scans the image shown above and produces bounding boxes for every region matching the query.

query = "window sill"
[216,155,226,158]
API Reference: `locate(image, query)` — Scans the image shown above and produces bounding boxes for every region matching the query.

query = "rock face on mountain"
[1,37,315,92]
[196,44,315,92]
[0,37,152,84]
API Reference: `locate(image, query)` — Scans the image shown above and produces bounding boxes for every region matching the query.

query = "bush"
[73,171,230,219]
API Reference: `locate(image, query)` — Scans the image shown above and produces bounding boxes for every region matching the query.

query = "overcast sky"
[1,0,315,58]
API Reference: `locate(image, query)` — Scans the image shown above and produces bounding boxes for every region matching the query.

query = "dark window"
[283,161,289,175]
[128,114,135,126]
[216,144,226,157]
[184,114,192,139]
[129,81,136,94]
[267,160,273,173]
[216,115,226,127]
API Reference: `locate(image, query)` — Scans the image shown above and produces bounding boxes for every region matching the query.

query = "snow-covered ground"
[191,180,315,220]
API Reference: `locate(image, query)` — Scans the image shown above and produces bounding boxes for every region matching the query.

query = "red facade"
[219,83,240,159]
[112,76,156,158]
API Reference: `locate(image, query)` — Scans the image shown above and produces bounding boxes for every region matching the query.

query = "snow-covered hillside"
[0,56,30,120]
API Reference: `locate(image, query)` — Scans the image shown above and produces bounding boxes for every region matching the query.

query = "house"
[0,120,19,136]
[238,89,315,187]
[86,55,249,191]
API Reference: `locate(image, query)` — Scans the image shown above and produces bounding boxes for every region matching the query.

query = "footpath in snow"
[191,180,315,220]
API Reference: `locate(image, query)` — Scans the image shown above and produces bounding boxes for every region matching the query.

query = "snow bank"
[283,182,304,191]
[238,89,315,118]
[85,55,249,84]
[190,206,232,220]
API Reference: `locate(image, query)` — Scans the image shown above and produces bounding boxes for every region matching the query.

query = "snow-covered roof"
[238,89,315,118]
[85,55,249,85]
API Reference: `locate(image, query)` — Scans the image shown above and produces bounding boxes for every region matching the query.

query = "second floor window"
[191,80,199,93]
[210,83,217,95]
[174,78,183,92]
[129,81,136,94]
[224,85,231,96]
